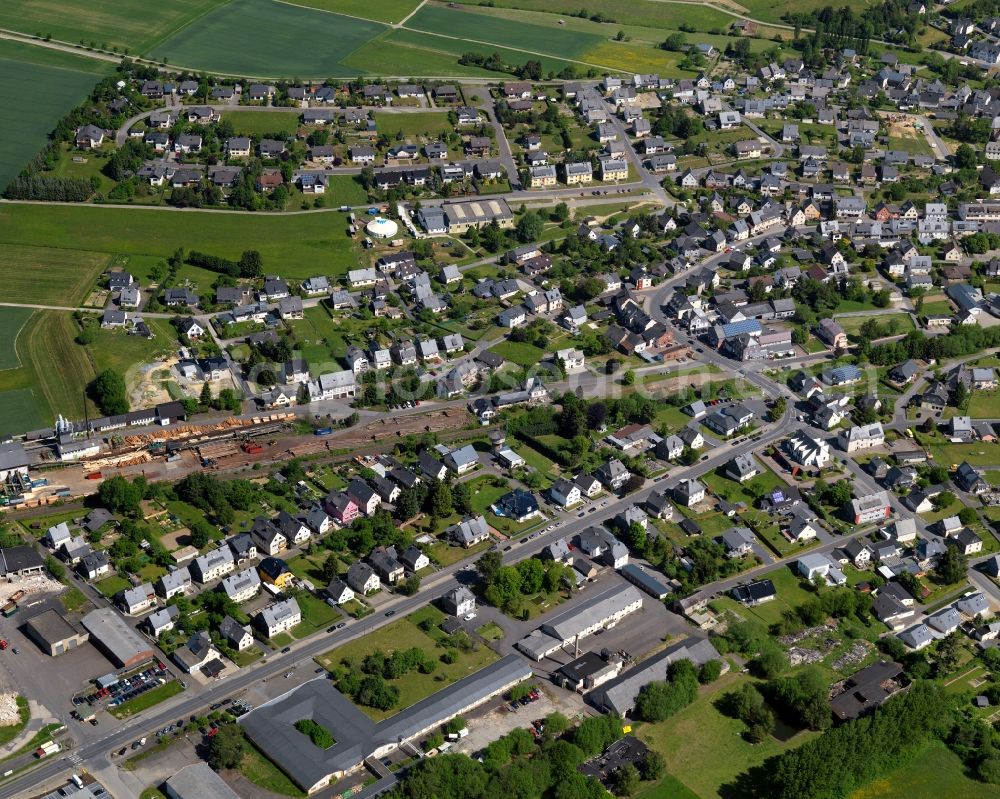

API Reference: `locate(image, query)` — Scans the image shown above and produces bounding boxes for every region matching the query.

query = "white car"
[463,613,477,621]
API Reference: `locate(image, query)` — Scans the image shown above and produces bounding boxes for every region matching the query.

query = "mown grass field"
[0,39,108,191]
[0,203,363,279]
[150,0,385,76]
[0,308,34,370]
[4,243,109,305]
[221,110,302,137]
[108,680,184,719]
[282,0,422,23]
[0,0,226,52]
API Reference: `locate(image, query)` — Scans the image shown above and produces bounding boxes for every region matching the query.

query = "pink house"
[324,491,359,525]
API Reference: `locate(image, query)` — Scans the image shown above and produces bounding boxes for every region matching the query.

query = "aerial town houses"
[9,18,1000,799]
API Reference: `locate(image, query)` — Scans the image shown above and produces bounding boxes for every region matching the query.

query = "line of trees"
[726,682,953,799]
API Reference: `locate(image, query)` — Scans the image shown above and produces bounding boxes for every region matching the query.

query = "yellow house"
[258,557,294,588]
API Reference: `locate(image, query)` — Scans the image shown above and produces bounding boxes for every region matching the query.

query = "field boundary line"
[270,0,391,27]
[398,22,628,73]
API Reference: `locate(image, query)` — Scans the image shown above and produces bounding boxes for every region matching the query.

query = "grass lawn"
[60,587,89,612]
[925,442,1000,468]
[836,313,915,338]
[920,300,953,316]
[489,340,545,368]
[636,671,818,799]
[289,592,341,639]
[426,536,491,567]
[848,740,997,799]
[374,110,455,139]
[95,574,131,598]
[230,646,264,667]
[316,607,499,720]
[711,565,815,628]
[468,477,509,516]
[476,622,504,641]
[240,742,307,797]
[701,465,787,508]
[151,0,385,76]
[0,199,363,280]
[0,39,110,194]
[108,680,184,719]
[269,632,293,648]
[222,110,302,137]
[634,775,701,799]
[967,391,1000,419]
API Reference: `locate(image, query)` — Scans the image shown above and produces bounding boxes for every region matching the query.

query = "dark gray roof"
[241,655,531,791]
[592,639,723,715]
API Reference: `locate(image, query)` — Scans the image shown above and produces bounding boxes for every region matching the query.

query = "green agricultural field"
[282,0,422,24]
[221,110,302,137]
[3,244,110,305]
[150,0,385,76]
[10,311,96,424]
[374,111,456,139]
[405,5,603,59]
[340,31,499,77]
[0,39,108,191]
[0,0,226,52]
[344,28,579,77]
[0,308,34,371]
[0,204,363,279]
[447,0,737,34]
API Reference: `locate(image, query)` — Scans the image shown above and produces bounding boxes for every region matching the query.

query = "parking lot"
[72,660,171,714]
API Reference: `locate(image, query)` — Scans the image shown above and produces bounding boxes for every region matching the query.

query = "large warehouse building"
[24,609,89,656]
[241,655,532,794]
[516,585,644,661]
[591,638,726,716]
[80,608,154,668]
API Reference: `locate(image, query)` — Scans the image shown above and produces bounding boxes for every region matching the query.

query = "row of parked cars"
[72,663,169,709]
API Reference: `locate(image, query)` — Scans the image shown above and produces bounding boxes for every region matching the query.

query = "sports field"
[4,244,109,306]
[0,308,34,371]
[0,204,364,280]
[0,0,226,53]
[151,0,385,75]
[0,39,108,192]
[282,0,422,24]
